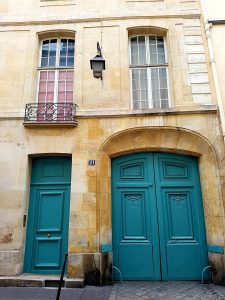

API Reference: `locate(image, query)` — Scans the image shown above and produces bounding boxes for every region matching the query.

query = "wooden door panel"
[154,153,208,280]
[112,153,161,280]
[24,157,71,274]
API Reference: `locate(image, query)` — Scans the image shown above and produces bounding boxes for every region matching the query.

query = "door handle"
[47,233,51,238]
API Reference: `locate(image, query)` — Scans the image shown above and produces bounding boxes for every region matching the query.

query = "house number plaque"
[88,160,96,166]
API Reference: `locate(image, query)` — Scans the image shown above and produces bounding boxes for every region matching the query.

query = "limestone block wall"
[1,0,225,285]
[0,0,200,19]
[0,18,216,115]
[0,111,225,283]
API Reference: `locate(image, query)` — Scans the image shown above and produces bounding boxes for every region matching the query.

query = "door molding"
[24,156,72,274]
[112,152,208,280]
[97,127,225,277]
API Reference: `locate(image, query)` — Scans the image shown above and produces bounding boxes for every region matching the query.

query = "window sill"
[76,105,217,118]
[23,121,77,128]
[40,0,76,7]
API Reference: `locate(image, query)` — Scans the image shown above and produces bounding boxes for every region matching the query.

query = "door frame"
[111,151,209,280]
[23,155,72,274]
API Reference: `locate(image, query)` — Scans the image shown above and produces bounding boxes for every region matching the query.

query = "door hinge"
[23,215,27,227]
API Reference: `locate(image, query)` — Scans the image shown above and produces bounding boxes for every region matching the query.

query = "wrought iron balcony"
[24,102,78,126]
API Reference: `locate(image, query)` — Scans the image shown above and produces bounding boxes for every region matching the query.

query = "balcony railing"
[24,102,78,126]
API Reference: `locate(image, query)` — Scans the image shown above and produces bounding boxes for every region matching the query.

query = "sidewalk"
[1,281,225,300]
[110,281,225,300]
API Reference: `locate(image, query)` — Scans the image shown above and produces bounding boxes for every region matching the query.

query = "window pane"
[49,40,57,56]
[38,92,45,103]
[152,89,160,100]
[157,42,165,54]
[161,100,169,108]
[38,71,55,104]
[131,37,138,65]
[150,67,169,108]
[150,53,158,65]
[49,57,56,67]
[66,91,73,102]
[132,68,148,108]
[130,36,168,110]
[60,56,67,67]
[41,39,57,67]
[47,92,54,102]
[138,36,146,65]
[47,81,54,92]
[40,38,75,67]
[58,92,65,102]
[141,90,148,100]
[158,54,166,64]
[149,36,157,65]
[60,39,67,56]
[39,81,46,92]
[160,89,168,100]
[66,81,73,91]
[153,100,160,109]
[133,101,139,109]
[41,57,48,67]
[59,71,66,80]
[149,36,166,65]
[67,71,73,79]
[67,57,74,67]
[48,71,55,80]
[59,39,75,67]
[68,40,75,55]
[140,101,148,109]
[40,72,47,80]
[133,92,139,102]
[130,36,147,65]
[58,81,65,92]
[58,70,74,103]
[42,42,49,58]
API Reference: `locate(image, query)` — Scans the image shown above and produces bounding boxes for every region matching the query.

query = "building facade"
[0,0,225,284]
[202,0,225,144]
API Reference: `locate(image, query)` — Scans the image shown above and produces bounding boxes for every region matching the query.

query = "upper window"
[38,38,75,105]
[130,35,169,109]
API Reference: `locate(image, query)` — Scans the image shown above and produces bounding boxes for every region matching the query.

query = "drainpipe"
[200,0,225,142]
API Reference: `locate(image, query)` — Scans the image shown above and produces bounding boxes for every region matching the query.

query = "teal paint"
[112,153,208,281]
[112,153,161,280]
[101,244,112,252]
[24,157,72,274]
[208,245,224,253]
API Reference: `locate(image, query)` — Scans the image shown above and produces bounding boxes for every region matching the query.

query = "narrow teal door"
[24,156,71,274]
[112,152,208,280]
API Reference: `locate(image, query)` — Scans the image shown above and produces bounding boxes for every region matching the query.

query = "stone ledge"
[0,105,218,120]
[0,276,84,288]
[65,278,84,288]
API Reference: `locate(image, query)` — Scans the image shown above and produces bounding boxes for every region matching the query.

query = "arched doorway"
[112,152,208,280]
[98,127,224,282]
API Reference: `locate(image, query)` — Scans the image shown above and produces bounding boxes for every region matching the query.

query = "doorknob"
[47,233,51,238]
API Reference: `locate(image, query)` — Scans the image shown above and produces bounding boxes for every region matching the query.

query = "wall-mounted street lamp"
[90,42,105,80]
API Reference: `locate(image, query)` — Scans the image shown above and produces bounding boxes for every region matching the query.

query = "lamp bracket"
[97,42,102,57]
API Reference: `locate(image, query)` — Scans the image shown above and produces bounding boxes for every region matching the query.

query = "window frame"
[36,37,75,105]
[129,34,171,110]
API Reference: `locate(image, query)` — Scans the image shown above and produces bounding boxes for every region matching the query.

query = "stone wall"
[0,110,225,283]
[1,0,225,285]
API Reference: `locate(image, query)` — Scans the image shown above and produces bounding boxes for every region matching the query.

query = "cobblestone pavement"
[1,282,225,299]
[109,282,225,300]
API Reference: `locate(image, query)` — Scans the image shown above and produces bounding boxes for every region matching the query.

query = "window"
[130,35,169,109]
[38,38,75,105]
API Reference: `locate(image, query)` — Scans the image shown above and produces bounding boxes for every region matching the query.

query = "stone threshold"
[0,274,84,288]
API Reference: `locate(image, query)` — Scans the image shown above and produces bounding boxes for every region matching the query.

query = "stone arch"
[97,126,225,280]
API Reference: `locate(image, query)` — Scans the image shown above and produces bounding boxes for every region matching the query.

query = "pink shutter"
[57,70,74,121]
[38,71,55,121]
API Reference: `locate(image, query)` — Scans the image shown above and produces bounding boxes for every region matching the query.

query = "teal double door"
[112,153,208,280]
[24,156,71,274]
